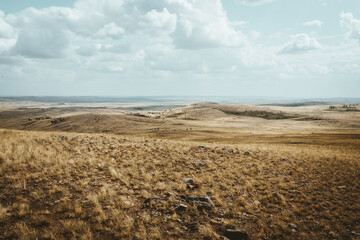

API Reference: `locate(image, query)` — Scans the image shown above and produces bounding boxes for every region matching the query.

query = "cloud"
[141,8,177,35]
[236,0,274,6]
[8,7,72,58]
[0,11,16,39]
[340,12,360,43]
[100,43,133,54]
[72,0,177,37]
[303,20,323,27]
[13,27,70,59]
[0,55,24,65]
[171,0,248,49]
[0,11,18,53]
[279,33,321,54]
[75,43,133,56]
[95,23,125,39]
[5,0,246,54]
[76,44,100,56]
[73,0,248,50]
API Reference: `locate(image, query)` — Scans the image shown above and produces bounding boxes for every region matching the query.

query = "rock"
[192,201,213,210]
[60,135,68,140]
[272,192,281,199]
[224,228,248,240]
[143,196,162,208]
[179,195,215,210]
[191,159,210,169]
[182,177,198,189]
[191,196,215,210]
[329,231,337,238]
[193,196,214,205]
[224,148,233,154]
[175,203,188,212]
[165,192,176,198]
[198,145,207,150]
[289,223,297,228]
[182,177,195,185]
[337,186,346,189]
[244,151,251,156]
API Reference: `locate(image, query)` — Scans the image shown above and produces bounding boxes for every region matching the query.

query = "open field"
[0,101,359,239]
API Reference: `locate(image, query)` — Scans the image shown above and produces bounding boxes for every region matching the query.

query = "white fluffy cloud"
[3,0,248,59]
[340,12,360,43]
[0,11,16,39]
[7,7,72,58]
[171,0,248,49]
[0,11,17,53]
[1,0,360,97]
[279,33,321,54]
[303,20,323,27]
[95,23,125,39]
[237,0,274,6]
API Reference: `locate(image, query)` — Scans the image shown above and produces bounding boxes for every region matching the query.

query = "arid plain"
[0,100,359,239]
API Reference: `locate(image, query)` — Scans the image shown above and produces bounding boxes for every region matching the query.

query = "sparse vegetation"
[0,129,359,239]
[218,109,299,119]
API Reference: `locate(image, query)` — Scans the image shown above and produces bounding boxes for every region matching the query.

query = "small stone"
[179,195,215,210]
[244,151,251,156]
[182,177,198,189]
[182,178,195,185]
[192,201,213,210]
[215,218,224,223]
[337,186,346,189]
[165,192,176,198]
[272,192,281,199]
[224,228,248,240]
[43,210,50,215]
[224,148,233,154]
[191,196,215,210]
[289,223,297,228]
[175,203,188,211]
[143,196,162,208]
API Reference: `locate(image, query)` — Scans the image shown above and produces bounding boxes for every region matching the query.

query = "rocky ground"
[0,129,359,239]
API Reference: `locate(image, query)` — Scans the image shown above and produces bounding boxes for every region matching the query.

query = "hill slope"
[0,129,359,239]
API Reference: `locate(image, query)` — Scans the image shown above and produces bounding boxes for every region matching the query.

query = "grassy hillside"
[0,129,359,239]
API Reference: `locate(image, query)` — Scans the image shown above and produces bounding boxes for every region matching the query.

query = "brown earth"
[0,103,359,239]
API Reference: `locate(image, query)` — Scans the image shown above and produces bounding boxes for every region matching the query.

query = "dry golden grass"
[0,128,359,239]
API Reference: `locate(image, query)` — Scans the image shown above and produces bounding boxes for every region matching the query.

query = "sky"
[0,0,359,97]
